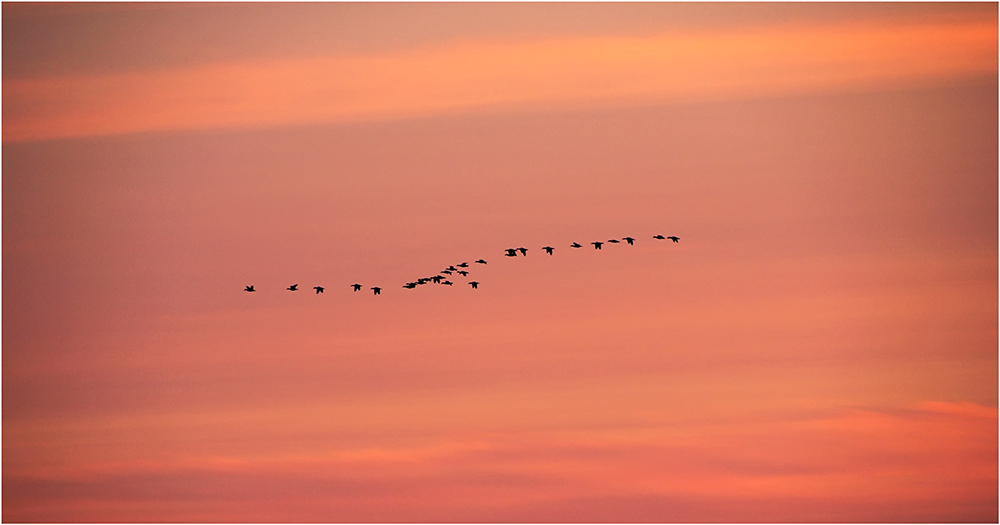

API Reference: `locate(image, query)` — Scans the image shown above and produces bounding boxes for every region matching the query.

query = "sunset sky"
[3,3,997,522]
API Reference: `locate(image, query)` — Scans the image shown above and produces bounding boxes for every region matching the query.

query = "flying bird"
[667,236,680,242]
[244,285,255,292]
[543,246,554,255]
[475,259,487,264]
[447,265,458,271]
[505,248,518,257]
[442,280,453,286]
[457,262,469,268]
[469,281,479,289]
[571,242,583,248]
[351,283,363,291]
[403,283,417,289]
[608,239,620,243]
[314,286,324,294]
[623,237,635,245]
[592,242,603,250]
[518,247,528,256]
[653,235,666,240]
[457,270,469,276]
[371,287,381,295]
[441,270,453,275]
[287,284,299,291]
[432,275,443,283]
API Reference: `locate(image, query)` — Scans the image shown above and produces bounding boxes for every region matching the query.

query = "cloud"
[5,400,995,521]
[4,19,995,142]
[918,400,999,419]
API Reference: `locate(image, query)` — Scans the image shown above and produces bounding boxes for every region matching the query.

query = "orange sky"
[3,3,997,522]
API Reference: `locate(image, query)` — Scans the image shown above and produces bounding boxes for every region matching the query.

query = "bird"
[505,248,518,257]
[592,241,603,250]
[351,283,363,291]
[244,285,255,292]
[287,284,299,291]
[441,270,453,275]
[417,278,430,284]
[543,246,554,255]
[403,283,417,289]
[653,235,666,240]
[571,242,583,248]
[469,281,479,289]
[623,237,635,245]
[457,262,469,268]
[314,286,324,294]
[457,270,469,276]
[432,275,443,284]
[518,247,528,256]
[608,239,620,243]
[442,280,453,286]
[475,259,487,265]
[371,287,381,295]
[667,236,680,242]
[447,265,458,271]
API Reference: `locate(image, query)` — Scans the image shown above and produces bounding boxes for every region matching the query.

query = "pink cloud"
[4,19,995,142]
[5,401,995,522]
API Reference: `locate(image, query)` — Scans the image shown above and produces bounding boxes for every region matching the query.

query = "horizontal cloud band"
[3,19,996,142]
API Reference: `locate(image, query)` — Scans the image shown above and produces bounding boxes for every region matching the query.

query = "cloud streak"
[4,19,995,142]
[4,401,995,522]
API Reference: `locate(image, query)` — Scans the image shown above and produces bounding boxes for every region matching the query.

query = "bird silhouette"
[607,239,620,243]
[314,286,324,294]
[571,242,583,248]
[417,278,430,284]
[447,265,458,271]
[623,237,635,245]
[457,270,469,276]
[442,280,453,286]
[475,259,487,265]
[441,270,453,275]
[351,283,363,291]
[505,248,518,257]
[543,246,554,255]
[432,275,443,283]
[653,235,666,240]
[287,284,299,291]
[371,287,381,295]
[518,247,528,256]
[403,283,417,289]
[469,281,479,289]
[592,241,603,250]
[457,262,469,268]
[244,285,255,292]
[667,236,680,242]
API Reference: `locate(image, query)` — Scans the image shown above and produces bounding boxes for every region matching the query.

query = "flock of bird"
[244,234,680,295]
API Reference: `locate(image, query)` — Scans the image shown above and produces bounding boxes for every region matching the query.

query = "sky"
[2,3,997,522]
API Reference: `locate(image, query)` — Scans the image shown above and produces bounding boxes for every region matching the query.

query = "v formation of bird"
[244,234,680,295]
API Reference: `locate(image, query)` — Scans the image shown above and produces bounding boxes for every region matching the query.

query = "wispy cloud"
[4,19,995,142]
[4,401,995,522]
